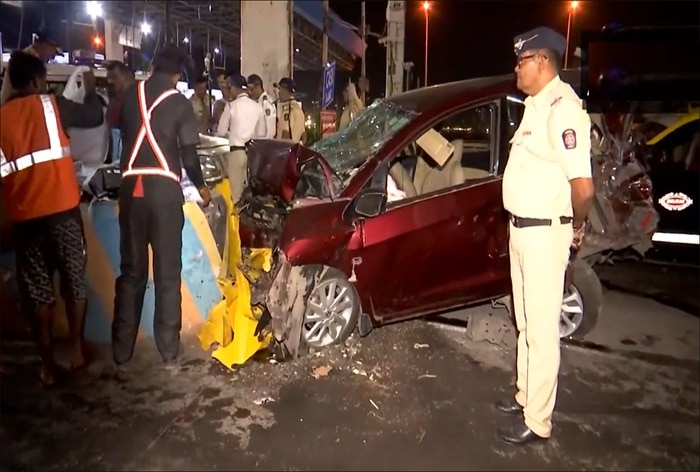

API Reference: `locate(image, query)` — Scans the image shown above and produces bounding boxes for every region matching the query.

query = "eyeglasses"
[515,54,539,68]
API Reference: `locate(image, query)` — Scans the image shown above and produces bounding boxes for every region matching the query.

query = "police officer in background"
[497,27,594,445]
[247,74,277,139]
[212,70,230,128]
[189,76,213,134]
[274,78,307,144]
[112,45,211,370]
[215,74,266,204]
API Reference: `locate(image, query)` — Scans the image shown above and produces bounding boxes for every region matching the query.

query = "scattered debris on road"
[352,367,368,377]
[253,395,275,406]
[413,343,430,349]
[312,365,333,379]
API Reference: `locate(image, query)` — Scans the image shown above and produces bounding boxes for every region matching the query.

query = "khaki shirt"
[338,101,363,130]
[1,46,39,107]
[190,94,213,134]
[276,99,306,143]
[502,75,592,219]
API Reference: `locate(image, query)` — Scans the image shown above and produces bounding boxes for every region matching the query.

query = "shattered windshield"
[311,100,417,182]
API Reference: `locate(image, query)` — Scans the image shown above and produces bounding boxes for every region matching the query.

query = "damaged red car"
[238,72,658,357]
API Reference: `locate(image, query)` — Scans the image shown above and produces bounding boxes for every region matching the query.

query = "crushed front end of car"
[197,138,340,364]
[581,110,660,263]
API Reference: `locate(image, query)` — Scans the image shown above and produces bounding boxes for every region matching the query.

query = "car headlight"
[199,153,225,186]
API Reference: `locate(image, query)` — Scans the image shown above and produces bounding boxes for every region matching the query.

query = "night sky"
[332,0,700,95]
[1,0,698,99]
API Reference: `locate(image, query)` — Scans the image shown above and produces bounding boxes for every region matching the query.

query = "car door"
[352,101,510,324]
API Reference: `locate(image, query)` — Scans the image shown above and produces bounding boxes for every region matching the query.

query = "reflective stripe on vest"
[122,81,180,182]
[0,95,71,178]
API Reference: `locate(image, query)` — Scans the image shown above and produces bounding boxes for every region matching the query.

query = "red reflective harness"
[122,81,180,196]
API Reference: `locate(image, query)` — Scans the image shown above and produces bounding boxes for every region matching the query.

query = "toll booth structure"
[103,0,366,95]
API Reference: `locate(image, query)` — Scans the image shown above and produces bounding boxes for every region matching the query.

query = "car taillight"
[627,175,652,201]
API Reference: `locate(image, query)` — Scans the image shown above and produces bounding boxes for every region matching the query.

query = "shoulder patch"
[562,129,577,149]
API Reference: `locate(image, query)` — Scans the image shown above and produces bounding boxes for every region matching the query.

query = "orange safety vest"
[0,94,80,222]
[122,81,181,191]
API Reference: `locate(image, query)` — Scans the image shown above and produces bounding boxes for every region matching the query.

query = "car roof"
[385,69,583,114]
[385,74,514,113]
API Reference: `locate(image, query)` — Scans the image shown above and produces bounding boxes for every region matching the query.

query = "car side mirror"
[353,188,388,218]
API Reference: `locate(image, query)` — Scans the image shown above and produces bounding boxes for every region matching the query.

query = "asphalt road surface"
[1,261,698,471]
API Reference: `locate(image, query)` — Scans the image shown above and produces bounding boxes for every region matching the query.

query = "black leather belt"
[510,215,573,228]
[230,146,246,151]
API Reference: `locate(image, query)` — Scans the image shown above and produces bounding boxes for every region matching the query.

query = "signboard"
[322,61,336,110]
[320,110,337,137]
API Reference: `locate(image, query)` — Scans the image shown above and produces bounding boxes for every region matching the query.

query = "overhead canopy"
[103,0,366,71]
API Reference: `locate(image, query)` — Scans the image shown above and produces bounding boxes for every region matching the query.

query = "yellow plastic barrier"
[197,181,273,368]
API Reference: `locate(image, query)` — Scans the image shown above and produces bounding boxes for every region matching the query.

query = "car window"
[311,100,417,184]
[505,95,525,143]
[438,102,496,173]
[384,102,498,205]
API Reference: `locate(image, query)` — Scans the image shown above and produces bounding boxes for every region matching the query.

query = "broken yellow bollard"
[197,181,273,368]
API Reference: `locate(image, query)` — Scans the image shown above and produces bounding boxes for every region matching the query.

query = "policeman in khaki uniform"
[497,27,594,445]
[338,81,364,131]
[274,78,307,144]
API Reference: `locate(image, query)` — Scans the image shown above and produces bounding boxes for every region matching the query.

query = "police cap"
[275,77,296,93]
[247,74,263,86]
[228,74,248,89]
[513,27,566,57]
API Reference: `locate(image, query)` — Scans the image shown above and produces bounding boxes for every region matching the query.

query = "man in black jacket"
[112,45,211,370]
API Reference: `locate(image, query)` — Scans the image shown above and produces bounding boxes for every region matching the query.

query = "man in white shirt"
[216,74,266,204]
[1,31,61,106]
[246,74,277,139]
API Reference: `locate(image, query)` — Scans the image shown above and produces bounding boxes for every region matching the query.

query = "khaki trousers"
[509,220,572,438]
[224,150,248,205]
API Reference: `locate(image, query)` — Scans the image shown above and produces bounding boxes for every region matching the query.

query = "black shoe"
[497,423,548,445]
[495,398,523,415]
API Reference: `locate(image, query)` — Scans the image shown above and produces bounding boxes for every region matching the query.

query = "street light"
[564,1,579,70]
[422,1,430,87]
[86,1,102,20]
[141,21,151,35]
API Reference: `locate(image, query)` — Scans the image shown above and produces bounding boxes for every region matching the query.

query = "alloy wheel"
[560,286,584,338]
[302,278,356,348]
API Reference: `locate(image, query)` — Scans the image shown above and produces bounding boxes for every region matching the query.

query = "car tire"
[563,258,604,339]
[301,266,361,350]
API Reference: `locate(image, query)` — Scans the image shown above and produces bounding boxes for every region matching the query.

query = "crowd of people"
[0,31,369,387]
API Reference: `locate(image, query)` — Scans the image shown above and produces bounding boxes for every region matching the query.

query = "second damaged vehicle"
[237,73,658,357]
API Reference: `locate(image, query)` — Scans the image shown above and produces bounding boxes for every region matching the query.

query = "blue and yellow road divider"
[197,181,273,369]
[0,181,272,367]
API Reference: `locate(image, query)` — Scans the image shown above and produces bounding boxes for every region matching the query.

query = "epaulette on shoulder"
[550,96,563,107]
